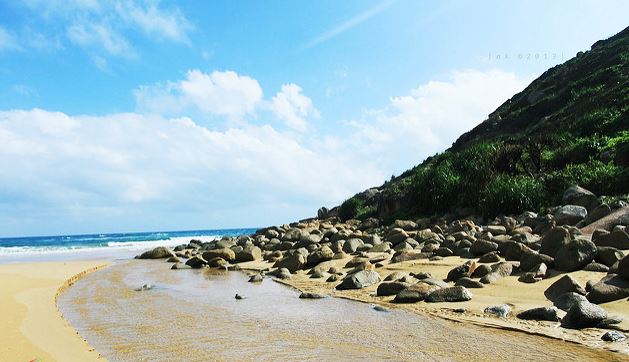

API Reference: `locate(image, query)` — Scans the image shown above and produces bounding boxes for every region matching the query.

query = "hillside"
[335,26,629,223]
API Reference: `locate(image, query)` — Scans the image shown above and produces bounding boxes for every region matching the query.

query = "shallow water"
[58,260,622,361]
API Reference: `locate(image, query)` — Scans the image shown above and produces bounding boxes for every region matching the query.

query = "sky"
[0,1,627,237]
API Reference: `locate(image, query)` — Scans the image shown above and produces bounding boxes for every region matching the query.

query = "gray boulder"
[583,204,611,225]
[299,292,327,299]
[425,286,473,303]
[554,205,588,226]
[470,239,498,256]
[393,282,440,303]
[539,227,571,257]
[377,281,411,296]
[554,239,597,272]
[596,246,624,267]
[478,251,501,263]
[274,253,307,272]
[498,241,533,261]
[553,292,588,311]
[587,274,629,304]
[336,270,381,290]
[170,262,192,270]
[544,274,586,302]
[484,304,511,318]
[480,262,513,284]
[518,262,547,283]
[268,267,292,279]
[446,261,476,282]
[342,238,364,253]
[583,262,609,272]
[517,306,560,322]
[136,246,174,259]
[202,248,236,263]
[562,186,599,211]
[562,301,608,329]
[601,331,627,342]
[306,245,334,267]
[185,255,207,268]
[619,255,629,280]
[471,264,492,278]
[235,246,262,263]
[595,230,629,250]
[248,274,263,283]
[519,252,554,272]
[455,277,485,288]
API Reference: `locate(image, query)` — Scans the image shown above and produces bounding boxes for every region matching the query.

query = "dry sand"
[239,254,629,355]
[0,260,108,361]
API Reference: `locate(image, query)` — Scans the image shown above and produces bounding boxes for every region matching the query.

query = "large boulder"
[480,262,513,284]
[455,277,485,288]
[202,248,236,263]
[425,286,473,303]
[554,205,588,226]
[484,304,511,318]
[583,204,612,225]
[539,227,571,257]
[594,230,629,250]
[618,255,629,280]
[562,301,608,329]
[470,239,499,256]
[587,274,629,304]
[554,239,597,272]
[393,219,418,231]
[553,292,588,311]
[376,281,411,296]
[336,270,381,290]
[393,282,440,303]
[342,238,364,253]
[519,252,554,272]
[544,275,586,302]
[185,255,208,268]
[235,246,262,263]
[136,246,174,259]
[498,241,533,261]
[274,253,307,272]
[446,261,476,282]
[306,245,334,267]
[562,186,599,211]
[517,306,560,322]
[596,246,624,267]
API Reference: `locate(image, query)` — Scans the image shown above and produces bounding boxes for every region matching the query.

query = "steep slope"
[336,26,629,222]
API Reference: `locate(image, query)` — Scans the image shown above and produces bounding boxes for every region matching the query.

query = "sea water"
[0,228,256,263]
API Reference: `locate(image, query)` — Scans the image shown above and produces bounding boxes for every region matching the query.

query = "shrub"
[338,197,363,221]
[545,160,626,197]
[409,160,461,214]
[480,175,546,216]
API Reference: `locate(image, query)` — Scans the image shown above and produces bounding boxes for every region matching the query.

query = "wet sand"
[0,260,107,361]
[58,259,624,361]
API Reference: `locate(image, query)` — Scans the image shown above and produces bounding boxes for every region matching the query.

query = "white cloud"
[115,2,192,43]
[270,84,319,131]
[135,70,264,120]
[337,69,532,174]
[67,22,135,57]
[0,109,383,234]
[0,26,20,51]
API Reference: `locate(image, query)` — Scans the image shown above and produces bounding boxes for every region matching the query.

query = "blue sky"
[0,0,627,236]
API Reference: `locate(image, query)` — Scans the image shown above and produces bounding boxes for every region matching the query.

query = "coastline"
[0,259,108,361]
[237,255,629,356]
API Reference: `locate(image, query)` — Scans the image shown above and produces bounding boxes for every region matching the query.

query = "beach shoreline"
[0,259,108,361]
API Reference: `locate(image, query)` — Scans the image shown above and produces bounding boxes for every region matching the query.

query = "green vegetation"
[336,26,629,221]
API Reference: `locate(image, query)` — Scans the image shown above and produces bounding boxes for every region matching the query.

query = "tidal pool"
[58,260,622,361]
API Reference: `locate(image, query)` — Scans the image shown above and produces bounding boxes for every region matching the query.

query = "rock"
[554,205,588,226]
[317,206,329,219]
[480,262,513,284]
[386,228,409,245]
[306,245,334,267]
[393,219,418,231]
[478,251,501,263]
[562,186,599,211]
[471,264,492,278]
[235,294,245,300]
[597,315,624,328]
[554,239,597,272]
[202,248,236,263]
[595,230,629,250]
[411,271,433,280]
[235,246,262,263]
[539,227,571,257]
[562,301,608,329]
[136,246,174,259]
[384,271,409,281]
[370,243,391,253]
[342,238,364,253]
[484,304,511,318]
[336,270,381,290]
[425,286,473,303]
[544,275,586,302]
[373,305,389,312]
[516,307,560,322]
[326,274,340,282]
[470,239,499,256]
[601,331,627,342]
[435,247,454,257]
[583,204,612,225]
[554,292,588,311]
[248,274,263,283]
[299,292,327,299]
[391,250,431,263]
[274,253,307,272]
[268,267,292,279]
[393,282,441,303]
[486,225,507,235]
[376,281,411,296]
[619,255,629,280]
[207,256,229,268]
[185,255,207,268]
[518,263,547,283]
[135,284,153,291]
[519,252,554,272]
[171,262,192,270]
[583,262,609,272]
[166,256,181,263]
[446,261,476,282]
[596,246,624,267]
[455,277,484,288]
[498,241,533,261]
[587,274,629,304]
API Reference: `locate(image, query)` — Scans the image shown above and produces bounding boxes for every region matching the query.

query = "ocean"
[0,228,257,263]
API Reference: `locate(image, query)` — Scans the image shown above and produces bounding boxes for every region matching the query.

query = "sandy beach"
[0,260,108,361]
